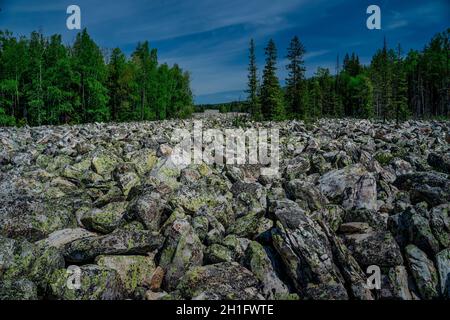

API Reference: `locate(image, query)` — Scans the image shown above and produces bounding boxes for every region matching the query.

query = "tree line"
[247,28,449,122]
[0,29,194,126]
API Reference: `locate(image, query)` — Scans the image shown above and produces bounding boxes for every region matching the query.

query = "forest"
[0,28,448,127]
[0,29,194,126]
[247,29,449,122]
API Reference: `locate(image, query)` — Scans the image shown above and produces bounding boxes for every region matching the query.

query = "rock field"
[0,116,449,300]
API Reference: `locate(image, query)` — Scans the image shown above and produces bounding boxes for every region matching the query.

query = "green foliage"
[246,39,261,119]
[0,29,194,127]
[243,28,448,122]
[0,107,15,126]
[261,39,285,120]
[285,36,306,117]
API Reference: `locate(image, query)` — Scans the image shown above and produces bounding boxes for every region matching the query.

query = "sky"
[0,0,448,104]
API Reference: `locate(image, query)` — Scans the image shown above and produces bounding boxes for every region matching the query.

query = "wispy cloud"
[0,0,448,103]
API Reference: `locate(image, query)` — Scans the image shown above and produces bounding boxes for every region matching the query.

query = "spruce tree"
[261,39,284,120]
[285,36,306,117]
[107,47,128,121]
[72,29,109,122]
[246,39,261,119]
[393,44,408,124]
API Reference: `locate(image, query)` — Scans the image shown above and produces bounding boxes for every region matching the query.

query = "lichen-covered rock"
[342,173,377,211]
[389,208,440,256]
[177,262,263,300]
[319,222,374,300]
[227,212,263,239]
[0,236,64,296]
[436,249,450,299]
[271,200,348,299]
[221,235,251,263]
[35,228,97,249]
[394,172,450,206]
[112,163,141,196]
[380,266,414,300]
[318,164,369,203]
[129,148,157,176]
[427,152,450,174]
[286,179,328,211]
[312,204,345,232]
[81,202,128,234]
[159,219,204,291]
[343,209,386,230]
[50,265,124,300]
[0,236,35,281]
[0,196,77,241]
[169,173,233,226]
[96,255,156,296]
[0,279,38,300]
[430,204,450,249]
[343,231,403,268]
[91,151,121,177]
[127,190,167,232]
[1,118,448,301]
[64,230,164,263]
[405,245,439,300]
[244,241,289,299]
[205,244,233,264]
[284,155,310,180]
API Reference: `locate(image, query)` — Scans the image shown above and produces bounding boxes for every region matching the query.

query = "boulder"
[405,245,439,300]
[159,219,204,291]
[64,230,164,263]
[430,204,450,248]
[343,231,403,268]
[318,164,369,203]
[244,241,290,299]
[81,202,128,234]
[177,262,263,300]
[50,265,124,300]
[271,200,348,299]
[436,249,450,299]
[427,152,450,174]
[96,255,156,296]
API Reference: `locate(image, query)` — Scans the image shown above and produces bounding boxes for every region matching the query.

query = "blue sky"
[0,0,448,104]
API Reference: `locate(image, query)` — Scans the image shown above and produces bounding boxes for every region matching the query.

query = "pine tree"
[261,39,284,120]
[393,44,408,124]
[107,47,128,121]
[44,34,75,124]
[285,36,306,117]
[246,39,261,119]
[72,29,109,122]
[25,31,46,126]
[131,41,158,120]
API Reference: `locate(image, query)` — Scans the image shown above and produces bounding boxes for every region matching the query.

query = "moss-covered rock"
[91,152,121,177]
[130,149,158,176]
[227,212,262,239]
[63,230,164,263]
[49,264,124,300]
[405,245,439,300]
[244,241,289,299]
[96,255,156,296]
[160,219,204,291]
[205,244,233,264]
[177,262,262,300]
[0,279,38,300]
[0,197,77,241]
[81,201,128,234]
